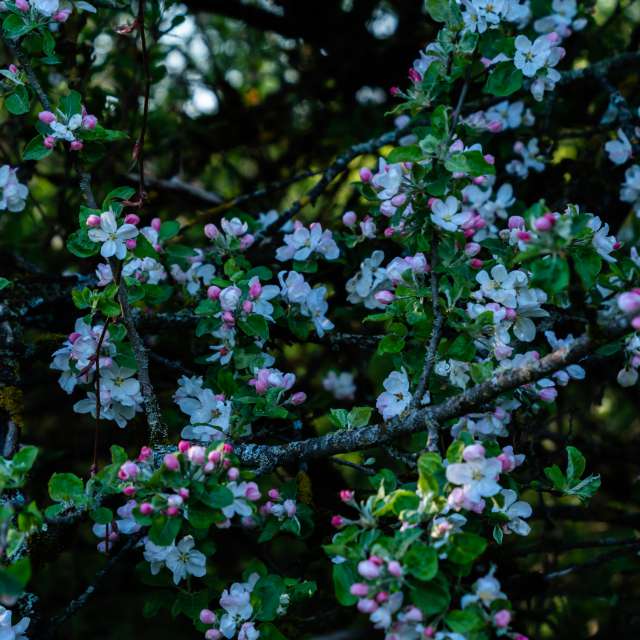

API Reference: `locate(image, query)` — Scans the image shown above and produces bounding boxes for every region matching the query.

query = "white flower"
[221,481,254,520]
[219,573,260,638]
[276,222,339,262]
[461,567,506,608]
[322,371,356,400]
[88,210,139,260]
[371,158,404,200]
[514,34,550,77]
[143,537,175,575]
[492,489,532,535]
[476,265,524,308]
[33,0,59,16]
[620,164,640,216]
[588,216,618,263]
[430,196,470,232]
[101,364,141,407]
[303,286,334,337]
[446,456,502,502]
[605,129,632,165]
[376,369,412,421]
[278,270,312,305]
[370,591,403,630]
[248,277,280,321]
[0,605,29,640]
[165,535,207,585]
[346,250,391,309]
[122,257,167,285]
[618,367,638,387]
[219,286,242,311]
[0,165,29,213]
[506,138,545,178]
[174,376,232,437]
[221,217,248,237]
[73,391,139,428]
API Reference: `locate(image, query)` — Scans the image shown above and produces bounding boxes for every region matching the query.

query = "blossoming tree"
[0,0,639,638]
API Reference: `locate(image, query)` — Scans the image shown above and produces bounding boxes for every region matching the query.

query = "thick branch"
[236,322,630,472]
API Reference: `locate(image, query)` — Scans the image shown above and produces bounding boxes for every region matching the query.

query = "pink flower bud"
[462,443,486,462]
[384,227,395,238]
[86,215,101,228]
[389,86,400,96]
[359,168,372,183]
[222,310,235,326]
[151,217,161,231]
[166,506,180,517]
[53,8,71,22]
[240,234,255,250]
[245,482,261,501]
[249,280,262,299]
[631,316,640,331]
[284,499,297,516]
[223,443,234,454]
[340,490,354,503]
[123,485,136,496]
[618,292,640,314]
[376,591,389,603]
[374,290,395,305]
[118,461,139,480]
[200,609,217,625]
[514,635,529,640]
[15,0,29,13]
[387,560,403,577]
[516,231,532,242]
[268,488,280,500]
[227,467,240,481]
[125,238,137,250]
[391,194,407,207]
[178,440,190,453]
[82,114,98,129]
[508,215,525,229]
[207,285,221,300]
[534,216,553,231]
[242,300,253,313]
[504,308,517,321]
[331,515,344,528]
[125,213,140,225]
[8,65,18,75]
[163,453,180,471]
[349,583,369,597]
[43,136,56,149]
[538,387,557,403]
[470,258,483,269]
[357,559,381,580]
[404,606,423,622]
[465,242,481,257]
[488,121,503,133]
[357,598,378,614]
[205,630,222,640]
[494,609,512,628]
[424,626,435,638]
[178,488,190,499]
[187,445,206,465]
[140,502,154,515]
[204,223,219,240]
[208,450,221,464]
[291,391,307,405]
[68,331,82,343]
[38,110,56,125]
[70,140,84,152]
[342,211,357,227]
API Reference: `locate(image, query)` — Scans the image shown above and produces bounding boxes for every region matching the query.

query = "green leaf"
[447,532,487,564]
[3,14,33,39]
[405,542,438,581]
[484,62,523,97]
[424,0,462,25]
[410,572,450,615]
[348,406,372,428]
[187,504,217,529]
[572,247,602,290]
[445,150,495,177]
[12,446,38,473]
[446,608,486,633]
[22,136,52,161]
[201,484,234,509]
[238,315,269,341]
[530,255,570,294]
[159,220,181,241]
[386,145,423,163]
[59,90,82,117]
[48,473,84,502]
[418,452,443,495]
[544,464,566,490]
[67,229,99,258]
[102,186,135,209]
[5,85,30,115]
[377,334,405,354]
[90,507,113,525]
[254,574,285,621]
[566,446,586,482]
[0,278,11,291]
[148,514,181,546]
[333,562,358,606]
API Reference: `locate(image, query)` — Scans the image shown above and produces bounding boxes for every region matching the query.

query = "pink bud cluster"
[204,217,255,253]
[38,106,98,152]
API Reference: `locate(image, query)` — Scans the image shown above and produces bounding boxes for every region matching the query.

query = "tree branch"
[236,321,631,472]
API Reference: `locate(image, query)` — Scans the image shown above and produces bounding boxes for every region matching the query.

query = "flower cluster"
[0,164,28,212]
